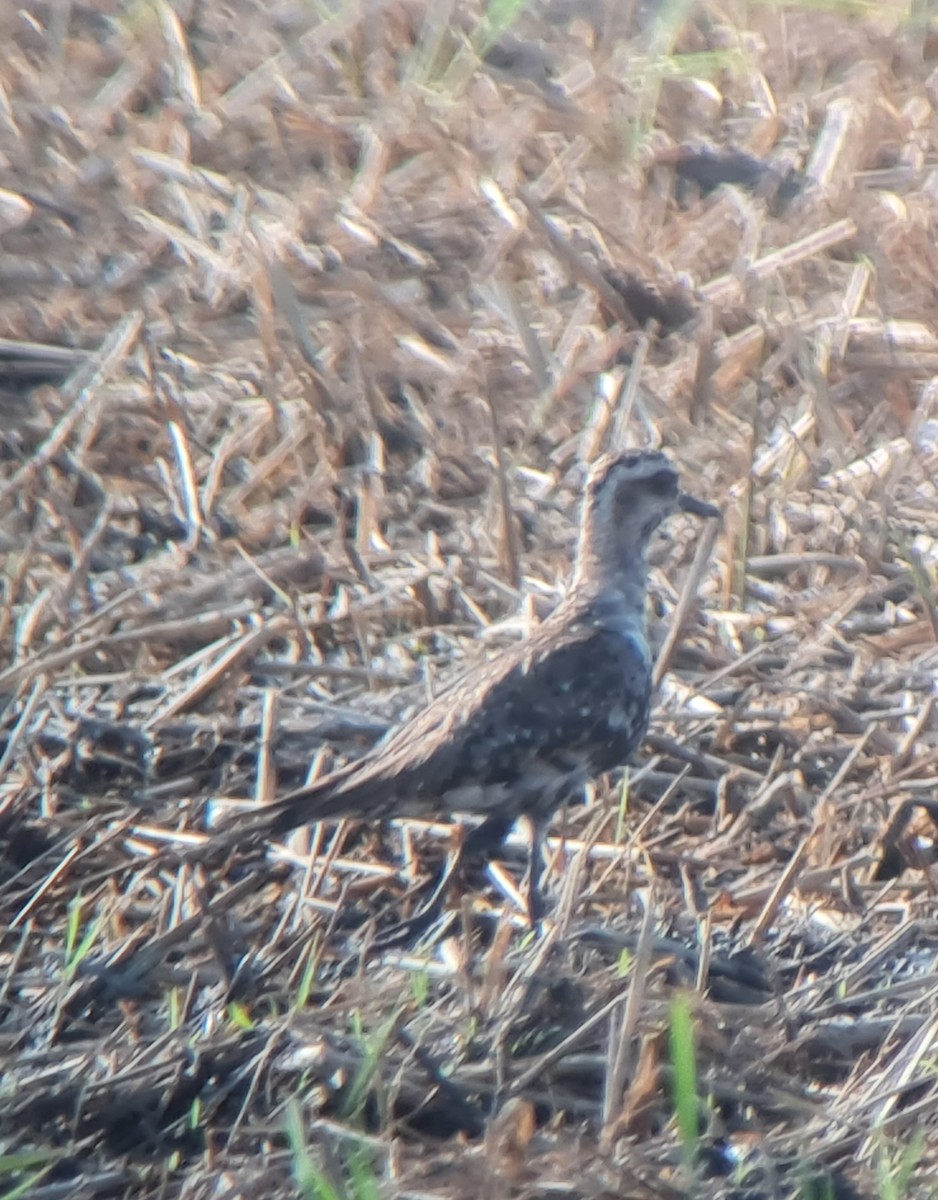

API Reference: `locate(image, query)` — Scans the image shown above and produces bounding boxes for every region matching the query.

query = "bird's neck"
[571,522,649,620]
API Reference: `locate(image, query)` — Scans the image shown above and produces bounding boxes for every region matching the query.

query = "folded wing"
[240,609,652,842]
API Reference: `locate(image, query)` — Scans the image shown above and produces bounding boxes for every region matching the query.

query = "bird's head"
[574,449,719,591]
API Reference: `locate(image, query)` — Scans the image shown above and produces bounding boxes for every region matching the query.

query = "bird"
[210,450,719,931]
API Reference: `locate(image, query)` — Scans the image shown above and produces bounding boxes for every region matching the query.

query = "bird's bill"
[678,492,720,519]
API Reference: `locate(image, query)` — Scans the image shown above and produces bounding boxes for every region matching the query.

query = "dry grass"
[2,0,938,1196]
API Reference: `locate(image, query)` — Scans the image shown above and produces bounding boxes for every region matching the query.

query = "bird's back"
[263,592,653,837]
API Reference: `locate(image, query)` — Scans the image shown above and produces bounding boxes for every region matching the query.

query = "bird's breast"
[583,626,652,772]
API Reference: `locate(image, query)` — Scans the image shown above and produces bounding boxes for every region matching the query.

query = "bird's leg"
[461,812,515,860]
[522,815,550,927]
[373,814,514,950]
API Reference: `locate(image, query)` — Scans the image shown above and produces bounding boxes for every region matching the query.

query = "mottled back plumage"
[216,450,718,900]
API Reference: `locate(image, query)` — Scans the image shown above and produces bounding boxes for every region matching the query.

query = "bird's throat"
[572,539,649,618]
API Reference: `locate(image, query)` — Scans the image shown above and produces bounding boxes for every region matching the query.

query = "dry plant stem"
[579,362,626,463]
[890,695,934,775]
[517,190,636,325]
[610,331,649,450]
[629,765,692,851]
[290,824,330,933]
[602,880,658,1133]
[653,516,721,687]
[488,276,551,396]
[508,985,632,1097]
[695,910,712,994]
[256,687,279,807]
[486,860,528,917]
[50,496,115,618]
[0,676,45,782]
[161,375,205,548]
[0,336,87,369]
[484,373,522,590]
[863,998,938,1135]
[553,808,608,936]
[144,615,293,729]
[133,209,236,279]
[10,845,82,928]
[327,265,458,356]
[0,311,143,503]
[747,837,811,948]
[806,97,854,190]
[691,305,717,420]
[699,219,858,305]
[836,916,924,1001]
[479,918,513,1012]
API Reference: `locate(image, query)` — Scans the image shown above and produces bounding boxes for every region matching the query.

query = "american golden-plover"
[215,450,719,927]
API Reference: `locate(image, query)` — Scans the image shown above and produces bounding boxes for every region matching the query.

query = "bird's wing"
[256,611,651,837]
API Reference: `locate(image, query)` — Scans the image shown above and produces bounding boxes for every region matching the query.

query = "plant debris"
[2,1,938,1197]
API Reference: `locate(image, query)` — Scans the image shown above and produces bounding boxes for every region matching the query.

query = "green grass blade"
[342,1007,402,1121]
[669,994,699,1166]
[284,1100,341,1200]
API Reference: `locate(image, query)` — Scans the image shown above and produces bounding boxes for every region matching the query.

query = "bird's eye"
[646,472,676,496]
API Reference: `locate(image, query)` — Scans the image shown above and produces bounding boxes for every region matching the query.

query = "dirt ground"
[2,1,938,1197]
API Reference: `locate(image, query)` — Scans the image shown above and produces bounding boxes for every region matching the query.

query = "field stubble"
[2,1,938,1197]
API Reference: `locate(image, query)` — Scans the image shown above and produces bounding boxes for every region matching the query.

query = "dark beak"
[678,492,720,519]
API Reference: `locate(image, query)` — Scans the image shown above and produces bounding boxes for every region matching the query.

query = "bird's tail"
[265,761,364,836]
[195,759,363,861]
